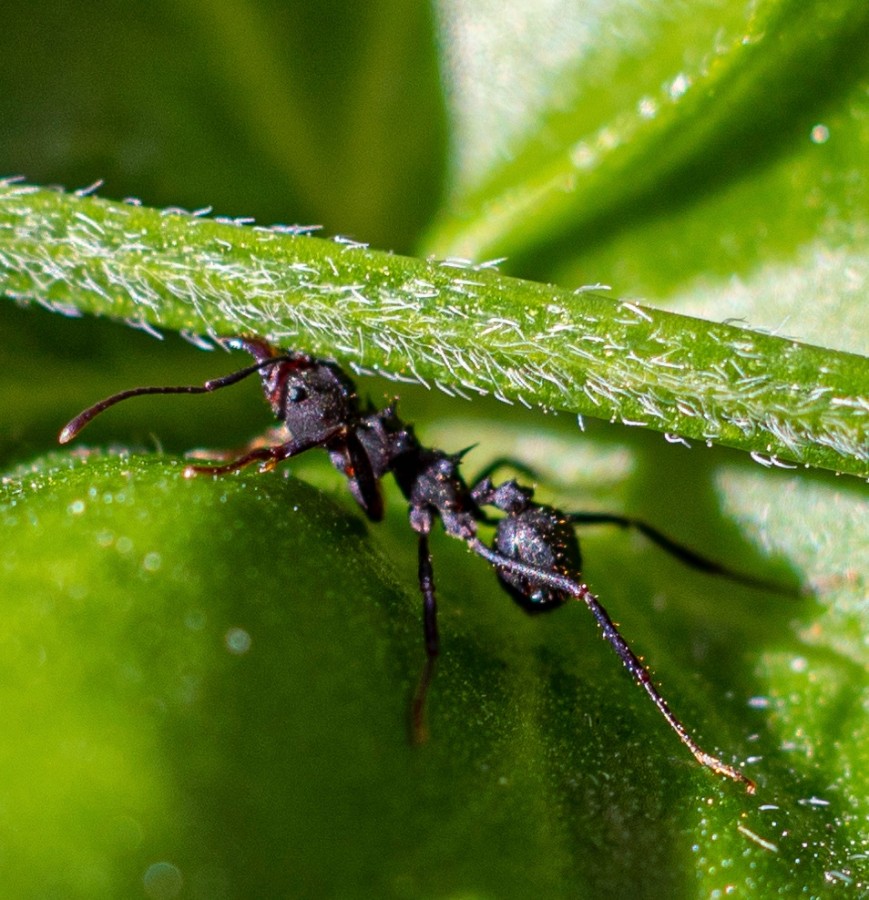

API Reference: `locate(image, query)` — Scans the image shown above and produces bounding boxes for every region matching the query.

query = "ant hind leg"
[466,536,756,792]
[567,512,797,596]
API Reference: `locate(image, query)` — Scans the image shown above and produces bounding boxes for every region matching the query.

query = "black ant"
[61,336,783,793]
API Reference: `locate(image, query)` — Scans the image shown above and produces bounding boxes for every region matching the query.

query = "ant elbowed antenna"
[61,336,785,793]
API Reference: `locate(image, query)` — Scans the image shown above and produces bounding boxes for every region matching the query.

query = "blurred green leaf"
[428,4,869,342]
[1,0,867,896]
[0,0,446,249]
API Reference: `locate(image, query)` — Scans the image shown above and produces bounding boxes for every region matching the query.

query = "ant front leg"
[186,426,288,463]
[184,430,341,478]
[410,531,439,745]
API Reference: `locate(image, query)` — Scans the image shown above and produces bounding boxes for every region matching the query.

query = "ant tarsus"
[60,337,771,793]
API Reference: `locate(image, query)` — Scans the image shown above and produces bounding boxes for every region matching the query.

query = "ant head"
[263,356,361,445]
[227,339,361,445]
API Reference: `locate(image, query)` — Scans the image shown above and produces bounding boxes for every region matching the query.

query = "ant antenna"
[58,356,294,444]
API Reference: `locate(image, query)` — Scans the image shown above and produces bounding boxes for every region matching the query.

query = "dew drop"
[225,627,252,655]
[143,861,183,899]
[810,123,829,144]
[142,552,162,572]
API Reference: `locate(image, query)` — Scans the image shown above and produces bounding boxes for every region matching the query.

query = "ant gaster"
[61,336,771,792]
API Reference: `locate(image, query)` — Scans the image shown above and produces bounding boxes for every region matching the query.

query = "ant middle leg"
[471,456,539,486]
[473,469,792,596]
[410,532,440,746]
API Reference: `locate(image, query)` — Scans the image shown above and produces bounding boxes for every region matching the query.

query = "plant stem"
[1,182,866,477]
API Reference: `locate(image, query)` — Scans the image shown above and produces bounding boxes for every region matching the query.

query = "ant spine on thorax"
[60,336,788,793]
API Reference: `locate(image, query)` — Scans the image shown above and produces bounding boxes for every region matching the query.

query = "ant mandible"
[61,336,774,793]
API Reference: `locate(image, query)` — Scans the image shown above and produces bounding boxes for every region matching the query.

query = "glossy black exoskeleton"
[61,336,788,792]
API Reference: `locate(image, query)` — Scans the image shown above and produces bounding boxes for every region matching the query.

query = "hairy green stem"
[1,183,866,476]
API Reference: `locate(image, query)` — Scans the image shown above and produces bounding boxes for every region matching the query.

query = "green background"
[1,1,867,896]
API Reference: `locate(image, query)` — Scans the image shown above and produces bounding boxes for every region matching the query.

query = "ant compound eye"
[287,385,308,403]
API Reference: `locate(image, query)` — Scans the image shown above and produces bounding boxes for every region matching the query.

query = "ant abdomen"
[473,478,579,612]
[492,507,580,613]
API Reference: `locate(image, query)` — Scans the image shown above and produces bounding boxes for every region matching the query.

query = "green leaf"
[0,453,419,896]
[1,443,865,896]
[0,0,445,250]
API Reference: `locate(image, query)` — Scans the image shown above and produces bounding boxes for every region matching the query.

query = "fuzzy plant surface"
[1,1,867,898]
